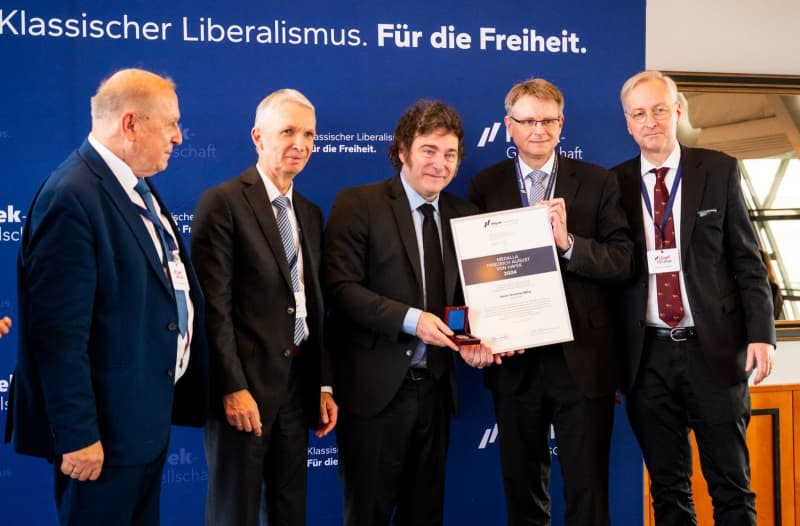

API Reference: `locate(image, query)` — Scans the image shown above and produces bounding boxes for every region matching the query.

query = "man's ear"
[121,112,137,140]
[251,126,262,151]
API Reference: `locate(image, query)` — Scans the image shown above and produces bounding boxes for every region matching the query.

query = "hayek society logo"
[475,121,583,161]
[161,447,208,485]
[171,125,217,159]
[307,444,338,469]
[478,423,558,455]
[477,122,510,149]
[313,131,393,156]
[0,204,25,243]
[477,423,499,449]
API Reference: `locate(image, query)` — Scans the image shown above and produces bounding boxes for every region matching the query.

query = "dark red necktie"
[652,167,684,327]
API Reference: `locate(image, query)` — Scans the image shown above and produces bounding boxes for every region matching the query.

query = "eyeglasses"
[625,105,674,123]
[507,115,561,130]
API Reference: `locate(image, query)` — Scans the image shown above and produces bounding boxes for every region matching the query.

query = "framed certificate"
[450,206,573,353]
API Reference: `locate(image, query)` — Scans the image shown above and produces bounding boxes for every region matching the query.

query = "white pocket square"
[697,208,717,217]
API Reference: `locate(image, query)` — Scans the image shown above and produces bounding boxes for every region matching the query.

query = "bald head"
[91,68,176,125]
[90,68,182,177]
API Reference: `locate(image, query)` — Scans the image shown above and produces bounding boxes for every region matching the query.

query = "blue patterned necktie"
[133,178,188,337]
[527,169,548,205]
[273,195,305,346]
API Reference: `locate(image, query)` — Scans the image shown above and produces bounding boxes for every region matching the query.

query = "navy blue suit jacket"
[5,139,209,465]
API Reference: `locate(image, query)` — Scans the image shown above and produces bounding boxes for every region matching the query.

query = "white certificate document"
[450,206,573,353]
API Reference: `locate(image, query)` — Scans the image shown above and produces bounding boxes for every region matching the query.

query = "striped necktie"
[273,195,305,345]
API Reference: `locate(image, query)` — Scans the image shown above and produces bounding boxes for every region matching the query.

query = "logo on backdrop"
[475,122,584,161]
[477,423,499,449]
[477,423,558,455]
[172,125,217,159]
[313,131,393,156]
[477,122,509,148]
[161,447,208,485]
[0,204,25,243]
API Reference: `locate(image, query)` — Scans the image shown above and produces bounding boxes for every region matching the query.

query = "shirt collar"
[640,143,681,177]
[518,151,556,178]
[256,164,294,205]
[399,170,440,213]
[87,134,139,191]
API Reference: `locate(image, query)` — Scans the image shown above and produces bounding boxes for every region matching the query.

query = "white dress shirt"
[639,143,695,328]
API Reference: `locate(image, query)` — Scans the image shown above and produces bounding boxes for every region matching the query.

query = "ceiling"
[677,92,800,159]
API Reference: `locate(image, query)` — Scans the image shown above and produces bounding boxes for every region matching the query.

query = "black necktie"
[419,203,447,377]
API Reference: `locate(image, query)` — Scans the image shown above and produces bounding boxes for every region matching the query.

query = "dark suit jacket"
[6,140,209,465]
[468,156,634,398]
[612,146,776,391]
[324,176,477,417]
[191,166,332,429]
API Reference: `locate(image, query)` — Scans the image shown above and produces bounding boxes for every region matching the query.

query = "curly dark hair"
[388,99,464,171]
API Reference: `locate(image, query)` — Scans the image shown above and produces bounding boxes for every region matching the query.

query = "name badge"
[168,261,191,291]
[294,291,308,317]
[647,248,681,274]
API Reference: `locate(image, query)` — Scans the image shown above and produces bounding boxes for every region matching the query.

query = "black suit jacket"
[324,176,477,417]
[612,146,776,391]
[191,166,332,428]
[7,140,208,464]
[468,156,634,398]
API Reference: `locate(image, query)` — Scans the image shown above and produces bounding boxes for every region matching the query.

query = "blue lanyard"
[136,205,178,265]
[514,155,558,207]
[639,166,682,246]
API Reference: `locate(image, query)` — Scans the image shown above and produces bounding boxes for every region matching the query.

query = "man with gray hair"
[192,88,337,525]
[613,70,776,525]
[6,68,209,525]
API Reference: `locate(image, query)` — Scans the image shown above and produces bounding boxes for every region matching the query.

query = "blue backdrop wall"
[0,1,645,524]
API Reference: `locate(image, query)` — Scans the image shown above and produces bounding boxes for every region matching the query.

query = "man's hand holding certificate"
[450,205,574,354]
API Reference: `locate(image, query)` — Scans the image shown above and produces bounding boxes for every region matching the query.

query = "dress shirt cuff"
[403,308,423,336]
[320,385,333,394]
[559,233,575,260]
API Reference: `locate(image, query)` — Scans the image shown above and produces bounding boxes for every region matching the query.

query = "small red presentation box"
[443,306,480,346]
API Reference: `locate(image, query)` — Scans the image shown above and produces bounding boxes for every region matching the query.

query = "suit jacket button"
[405,350,413,356]
[287,307,295,315]
[166,368,175,377]
[168,322,178,331]
[282,349,291,358]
